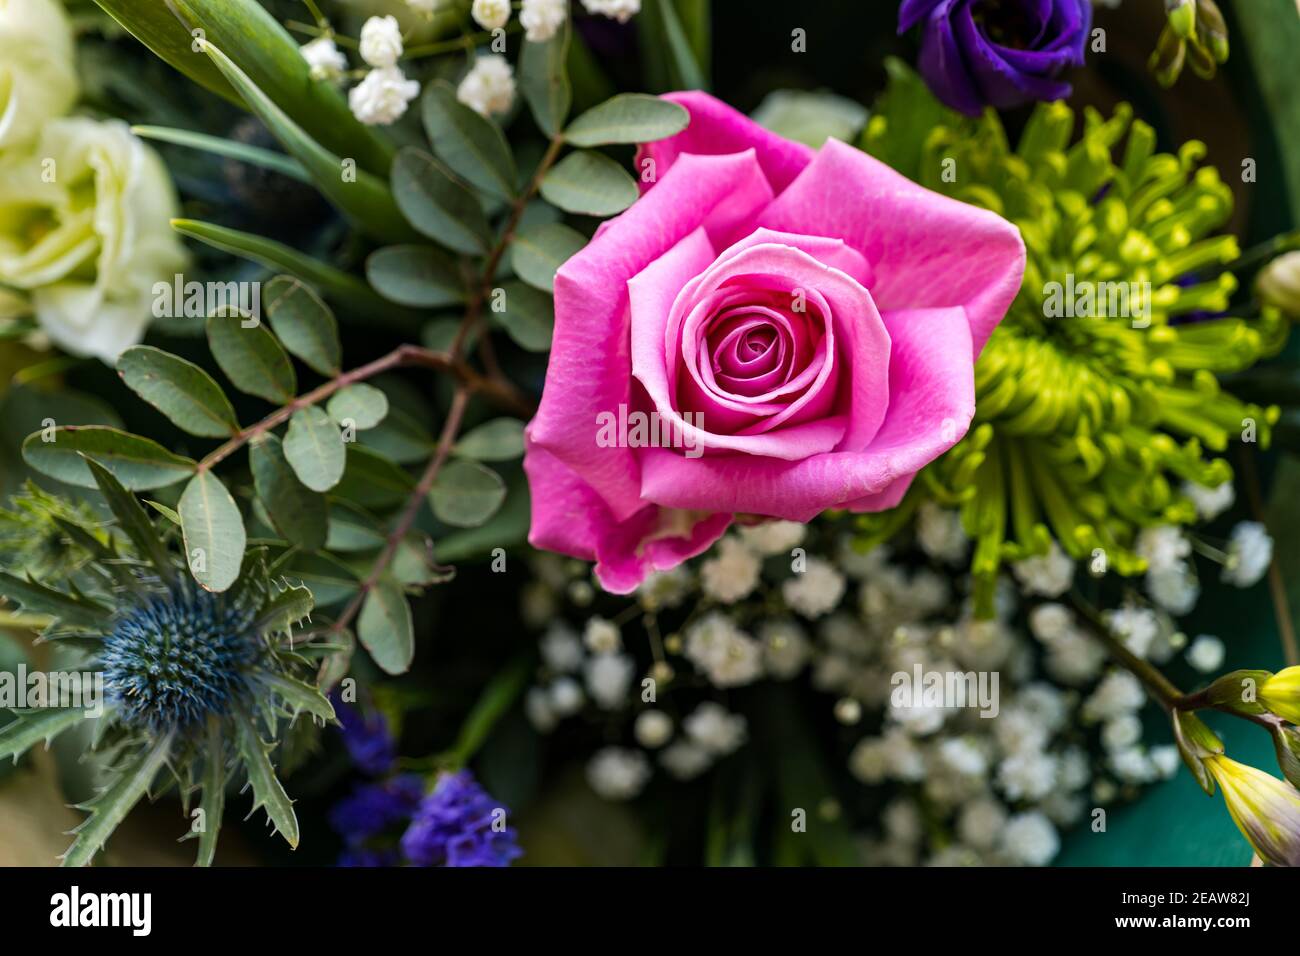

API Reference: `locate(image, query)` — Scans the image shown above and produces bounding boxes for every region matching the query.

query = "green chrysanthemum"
[859,62,1287,614]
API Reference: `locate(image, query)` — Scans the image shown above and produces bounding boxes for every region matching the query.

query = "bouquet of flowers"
[2,0,1300,871]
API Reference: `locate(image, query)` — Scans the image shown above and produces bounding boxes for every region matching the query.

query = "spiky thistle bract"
[859,60,1289,614]
[0,456,338,866]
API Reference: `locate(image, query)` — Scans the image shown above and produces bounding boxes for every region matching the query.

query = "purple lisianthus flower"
[331,691,396,775]
[899,0,1092,116]
[400,771,523,868]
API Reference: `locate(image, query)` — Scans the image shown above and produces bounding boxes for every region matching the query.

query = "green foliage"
[564,94,690,147]
[422,81,518,202]
[430,460,507,528]
[520,18,572,137]
[178,471,247,593]
[206,313,297,404]
[392,148,494,256]
[264,276,342,377]
[511,223,586,292]
[541,150,640,216]
[118,346,240,438]
[358,577,415,676]
[366,246,466,309]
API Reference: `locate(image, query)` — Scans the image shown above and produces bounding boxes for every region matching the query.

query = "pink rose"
[523,92,1025,593]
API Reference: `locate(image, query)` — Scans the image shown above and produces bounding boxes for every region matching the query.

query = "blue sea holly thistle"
[859,61,1288,615]
[0,457,336,866]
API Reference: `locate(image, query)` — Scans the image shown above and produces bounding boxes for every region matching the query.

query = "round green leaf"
[519,18,571,137]
[429,459,506,528]
[264,275,341,376]
[250,433,327,550]
[327,384,390,431]
[455,418,525,462]
[179,471,247,592]
[206,312,296,403]
[358,577,414,675]
[422,80,517,201]
[391,147,492,256]
[333,445,415,509]
[22,426,196,490]
[564,93,689,147]
[117,346,240,438]
[366,245,465,308]
[540,150,638,217]
[490,281,554,352]
[283,406,346,492]
[326,501,387,552]
[511,223,586,292]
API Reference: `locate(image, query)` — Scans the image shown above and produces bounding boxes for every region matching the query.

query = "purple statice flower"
[329,774,426,844]
[899,0,1091,116]
[338,846,403,868]
[400,771,522,867]
[331,691,396,775]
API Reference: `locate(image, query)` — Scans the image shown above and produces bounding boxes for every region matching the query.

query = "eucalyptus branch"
[326,386,472,637]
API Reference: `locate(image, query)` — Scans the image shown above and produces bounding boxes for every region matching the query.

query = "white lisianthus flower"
[407,0,441,12]
[359,15,405,68]
[300,37,348,81]
[471,0,511,30]
[581,0,641,23]
[1222,521,1273,588]
[521,0,569,41]
[348,66,421,125]
[0,0,78,149]
[0,120,187,363]
[456,54,516,117]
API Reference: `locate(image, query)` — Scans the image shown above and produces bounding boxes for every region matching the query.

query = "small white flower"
[471,0,511,30]
[521,0,569,42]
[759,619,811,679]
[584,653,634,709]
[524,686,557,732]
[456,54,516,116]
[882,799,923,844]
[1011,540,1074,597]
[699,536,761,603]
[997,750,1059,801]
[586,747,651,800]
[999,812,1059,866]
[634,709,673,749]
[1105,605,1160,659]
[1101,713,1142,751]
[1183,479,1235,520]
[957,797,1007,850]
[1135,525,1191,574]
[783,557,846,618]
[348,66,420,125]
[580,0,641,22]
[1058,746,1091,790]
[1186,634,1225,673]
[1083,670,1145,722]
[916,501,969,564]
[1028,603,1073,642]
[583,616,621,654]
[359,15,404,68]
[1222,521,1273,588]
[938,738,987,778]
[993,707,1049,756]
[1150,744,1181,778]
[540,623,583,672]
[300,37,347,80]
[407,0,441,12]
[548,675,585,716]
[684,612,763,688]
[1043,629,1107,686]
[1145,564,1200,615]
[737,520,806,556]
[637,566,692,611]
[1109,746,1156,783]
[684,702,747,756]
[660,741,711,780]
[1016,684,1069,734]
[1040,791,1086,827]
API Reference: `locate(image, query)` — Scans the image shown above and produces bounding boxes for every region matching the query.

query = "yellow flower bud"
[1205,755,1300,867]
[1261,666,1300,725]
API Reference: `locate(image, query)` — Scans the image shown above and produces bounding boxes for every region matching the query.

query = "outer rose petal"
[528,149,773,521]
[523,443,730,594]
[757,138,1024,355]
[637,307,974,520]
[636,91,814,195]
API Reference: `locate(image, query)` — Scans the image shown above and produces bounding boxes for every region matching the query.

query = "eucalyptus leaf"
[490,281,554,352]
[366,245,466,309]
[430,460,507,528]
[391,147,492,255]
[23,427,195,490]
[511,222,586,292]
[564,93,689,146]
[358,577,415,675]
[264,276,342,376]
[178,471,247,593]
[519,17,571,137]
[540,151,638,217]
[250,434,328,551]
[455,418,526,461]
[283,406,346,493]
[327,384,390,431]
[206,313,297,404]
[117,346,240,438]
[422,81,517,201]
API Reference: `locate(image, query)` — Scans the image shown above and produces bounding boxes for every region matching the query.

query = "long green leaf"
[132,125,308,182]
[117,346,240,438]
[191,718,225,867]
[391,147,493,255]
[0,571,112,630]
[178,472,247,592]
[357,577,414,676]
[249,434,328,551]
[233,710,299,848]
[0,707,87,764]
[519,17,572,136]
[366,245,466,309]
[63,734,172,867]
[83,456,173,580]
[422,81,517,201]
[24,426,195,490]
[263,276,341,376]
[199,40,412,243]
[90,0,392,175]
[206,312,296,404]
[564,93,689,146]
